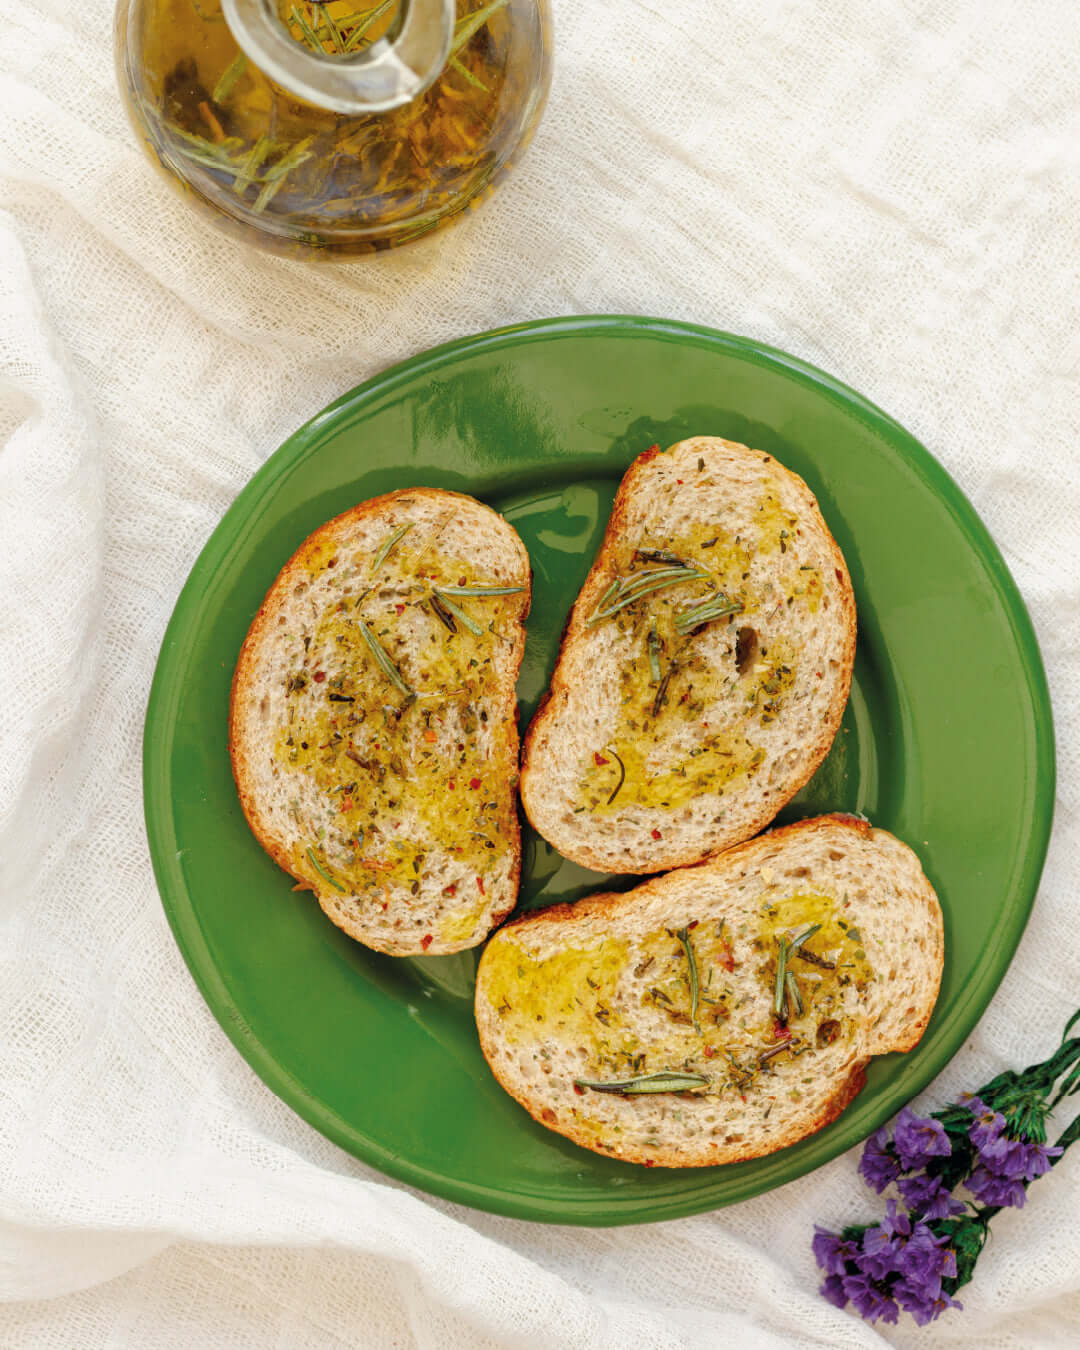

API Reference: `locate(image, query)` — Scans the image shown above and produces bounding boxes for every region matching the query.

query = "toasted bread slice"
[229,488,531,956]
[475,815,942,1168]
[520,437,856,873]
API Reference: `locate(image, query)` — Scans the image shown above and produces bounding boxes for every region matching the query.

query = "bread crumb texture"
[475,815,943,1167]
[229,490,530,956]
[521,437,856,873]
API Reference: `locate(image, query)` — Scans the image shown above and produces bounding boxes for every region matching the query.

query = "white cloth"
[1,0,1078,1345]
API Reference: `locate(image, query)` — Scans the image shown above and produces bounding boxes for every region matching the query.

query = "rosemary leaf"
[432,590,484,636]
[676,926,701,1033]
[428,594,457,634]
[675,594,743,633]
[317,3,347,52]
[372,521,413,572]
[604,746,626,805]
[635,548,684,564]
[449,55,489,91]
[232,134,271,194]
[342,0,396,50]
[451,0,511,57]
[788,922,822,951]
[251,137,316,213]
[647,620,662,683]
[759,1042,792,1065]
[575,1071,709,1095]
[290,4,324,52]
[785,970,804,1018]
[434,583,525,597]
[652,663,676,718]
[306,846,346,892]
[212,52,248,104]
[357,619,413,696]
[774,935,788,1020]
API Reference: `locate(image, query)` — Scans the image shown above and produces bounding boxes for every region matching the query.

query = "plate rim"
[143,314,1056,1224]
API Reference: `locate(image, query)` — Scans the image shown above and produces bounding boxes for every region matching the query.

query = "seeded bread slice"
[475,814,943,1168]
[520,437,856,873]
[229,488,531,956]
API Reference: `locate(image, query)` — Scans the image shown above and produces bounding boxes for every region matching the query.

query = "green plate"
[143,316,1054,1224]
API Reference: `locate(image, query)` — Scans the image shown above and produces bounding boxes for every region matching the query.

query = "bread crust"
[520,438,857,873]
[475,814,943,1167]
[230,488,531,955]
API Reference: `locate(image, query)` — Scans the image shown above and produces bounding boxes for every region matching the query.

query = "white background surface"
[1,0,1079,1345]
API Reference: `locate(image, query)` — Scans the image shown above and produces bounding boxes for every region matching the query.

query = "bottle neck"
[221,0,455,115]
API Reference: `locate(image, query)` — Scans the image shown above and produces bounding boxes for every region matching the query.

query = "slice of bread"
[229,488,531,956]
[475,814,943,1168]
[520,437,856,873]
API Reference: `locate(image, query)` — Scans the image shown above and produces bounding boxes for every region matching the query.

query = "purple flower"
[812,1227,859,1277]
[968,1100,1009,1161]
[993,1138,1063,1183]
[894,1280,963,1326]
[898,1170,968,1220]
[858,1224,902,1281]
[841,1270,900,1324]
[819,1274,848,1309]
[859,1126,902,1193]
[967,1165,1028,1209]
[896,1227,948,1298]
[894,1106,952,1170]
[880,1197,912,1239]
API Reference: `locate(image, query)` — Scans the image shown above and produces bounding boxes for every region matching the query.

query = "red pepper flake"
[593,752,609,766]
[772,1020,792,1041]
[835,568,844,583]
[688,919,699,929]
[341,798,353,812]
[676,478,684,484]
[719,943,735,972]
[313,671,326,682]
[458,576,467,586]
[573,1082,585,1096]
[421,934,433,951]
[395,603,405,615]
[651,828,662,840]
[443,883,457,897]
[469,777,481,790]
[476,876,486,895]
[423,729,437,743]
[448,779,455,790]
[644,1159,656,1167]
[703,1044,718,1059]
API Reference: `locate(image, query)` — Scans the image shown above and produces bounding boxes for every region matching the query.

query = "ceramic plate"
[143,316,1054,1224]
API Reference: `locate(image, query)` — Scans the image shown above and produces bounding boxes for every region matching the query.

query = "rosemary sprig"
[232,134,271,194]
[604,746,626,805]
[575,1071,709,1095]
[372,521,413,572]
[316,2,347,52]
[212,52,248,104]
[775,935,789,1022]
[587,566,708,627]
[646,621,662,683]
[450,55,488,91]
[428,594,457,634]
[357,619,413,696]
[676,926,701,1033]
[451,0,510,56]
[289,4,323,52]
[794,947,836,970]
[306,846,345,892]
[433,583,525,597]
[431,590,484,636]
[675,593,744,635]
[342,0,396,51]
[252,137,316,213]
[652,663,676,717]
[789,922,822,950]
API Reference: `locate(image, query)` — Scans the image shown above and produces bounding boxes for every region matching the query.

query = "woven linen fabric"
[1,0,1078,1344]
